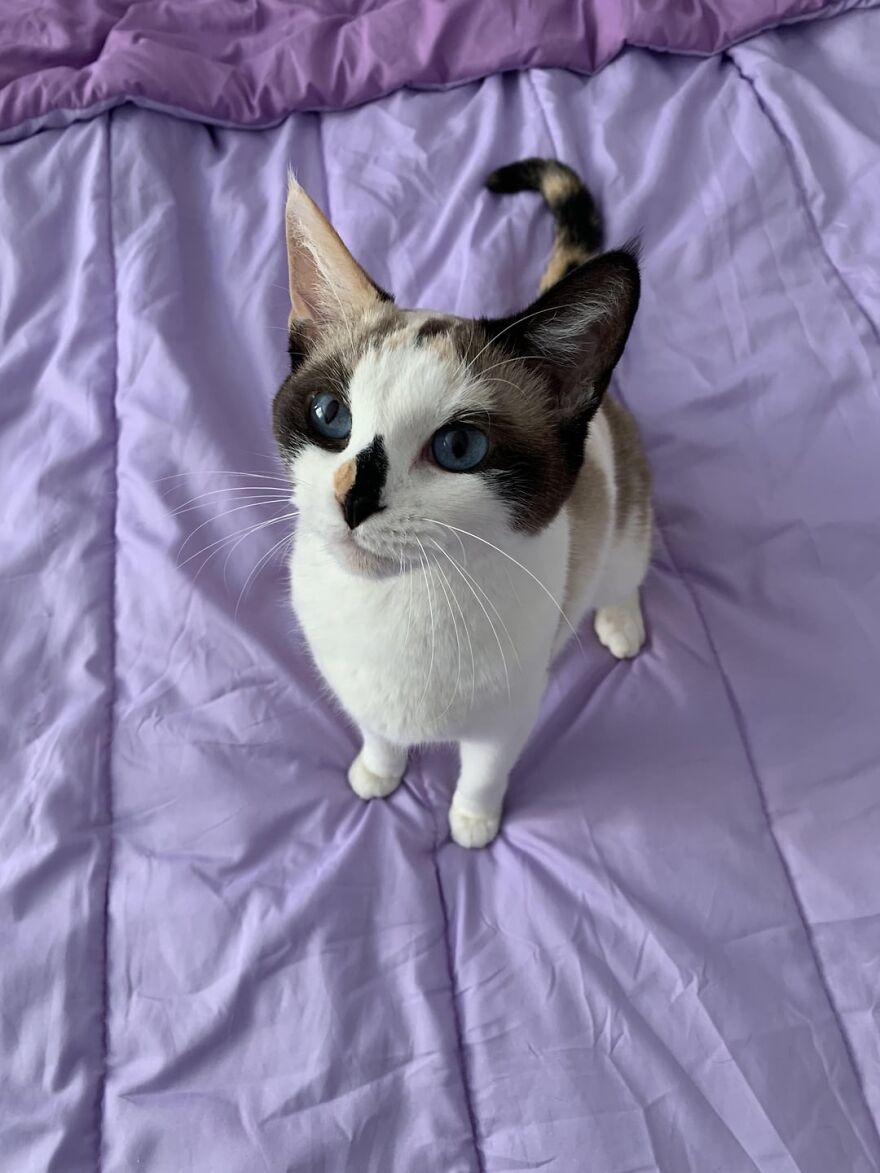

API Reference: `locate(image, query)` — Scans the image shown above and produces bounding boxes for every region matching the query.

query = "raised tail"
[486,158,603,293]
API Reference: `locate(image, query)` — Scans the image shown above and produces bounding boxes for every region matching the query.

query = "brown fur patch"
[275,165,644,553]
[562,441,611,613]
[274,304,410,458]
[539,245,591,293]
[542,167,582,204]
[442,324,589,533]
[274,296,641,542]
[416,317,452,343]
[382,325,418,350]
[333,458,357,502]
[603,396,651,536]
[273,347,353,456]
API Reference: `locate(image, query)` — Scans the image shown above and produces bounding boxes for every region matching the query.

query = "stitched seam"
[94,108,121,1173]
[653,521,880,1160]
[415,750,484,1172]
[431,846,485,1173]
[717,52,880,1144]
[725,49,880,352]
[312,115,482,1166]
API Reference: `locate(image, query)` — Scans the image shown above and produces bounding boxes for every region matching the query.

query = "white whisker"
[423,518,581,646]
[478,373,532,401]
[429,539,510,701]
[426,546,463,715]
[234,530,293,619]
[159,470,291,486]
[171,486,292,513]
[177,499,293,556]
[399,552,417,649]
[221,513,297,589]
[430,548,475,708]
[176,490,293,518]
[464,302,586,373]
[472,353,551,380]
[430,538,520,668]
[179,511,297,573]
[414,540,437,704]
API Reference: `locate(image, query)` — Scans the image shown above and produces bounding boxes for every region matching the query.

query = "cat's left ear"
[285,174,391,337]
[483,246,640,418]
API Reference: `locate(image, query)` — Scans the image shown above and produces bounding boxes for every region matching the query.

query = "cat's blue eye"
[430,424,489,473]
[309,392,351,441]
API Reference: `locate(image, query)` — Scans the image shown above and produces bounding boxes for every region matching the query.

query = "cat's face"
[275,307,589,578]
[273,178,639,578]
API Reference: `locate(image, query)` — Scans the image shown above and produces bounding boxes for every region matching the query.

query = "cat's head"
[272,177,639,578]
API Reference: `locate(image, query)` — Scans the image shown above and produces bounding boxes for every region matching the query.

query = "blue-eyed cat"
[273,159,650,847]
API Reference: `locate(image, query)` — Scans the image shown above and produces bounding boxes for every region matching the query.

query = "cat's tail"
[485,158,603,293]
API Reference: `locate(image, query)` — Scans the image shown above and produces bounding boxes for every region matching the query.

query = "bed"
[1,1,879,1169]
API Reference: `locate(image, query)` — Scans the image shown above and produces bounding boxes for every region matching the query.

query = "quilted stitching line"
[416,751,485,1173]
[530,55,879,1161]
[651,519,880,1163]
[725,49,880,353]
[94,108,120,1173]
[432,846,486,1173]
[722,51,880,1150]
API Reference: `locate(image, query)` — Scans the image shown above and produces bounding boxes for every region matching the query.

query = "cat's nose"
[342,494,382,530]
[333,438,388,530]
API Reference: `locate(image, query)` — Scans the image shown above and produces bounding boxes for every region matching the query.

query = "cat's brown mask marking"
[274,161,644,538]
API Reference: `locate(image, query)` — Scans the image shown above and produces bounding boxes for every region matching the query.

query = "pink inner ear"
[285,179,383,326]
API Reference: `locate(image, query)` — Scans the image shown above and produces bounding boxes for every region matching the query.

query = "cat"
[272,158,651,848]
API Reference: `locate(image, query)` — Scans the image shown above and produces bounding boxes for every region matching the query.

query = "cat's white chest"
[289,523,567,745]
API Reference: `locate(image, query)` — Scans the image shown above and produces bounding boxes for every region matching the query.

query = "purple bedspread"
[0,0,873,133]
[2,2,880,1171]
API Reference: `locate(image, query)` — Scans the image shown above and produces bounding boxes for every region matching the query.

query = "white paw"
[449,802,501,849]
[594,601,645,660]
[347,753,403,801]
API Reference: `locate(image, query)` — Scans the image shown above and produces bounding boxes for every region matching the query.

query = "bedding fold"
[1,5,879,1172]
[0,0,876,138]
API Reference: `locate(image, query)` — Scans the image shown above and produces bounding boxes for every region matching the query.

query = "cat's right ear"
[482,246,640,420]
[285,173,391,363]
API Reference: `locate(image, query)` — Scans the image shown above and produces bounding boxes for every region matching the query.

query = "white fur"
[287,339,646,848]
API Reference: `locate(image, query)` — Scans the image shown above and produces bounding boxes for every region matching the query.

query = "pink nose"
[333,458,356,505]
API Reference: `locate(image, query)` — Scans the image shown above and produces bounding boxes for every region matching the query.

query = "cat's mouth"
[328,528,405,580]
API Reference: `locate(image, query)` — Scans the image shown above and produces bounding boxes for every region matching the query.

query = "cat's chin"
[328,533,401,580]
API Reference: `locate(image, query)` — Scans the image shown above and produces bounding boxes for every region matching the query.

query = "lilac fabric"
[0,0,874,134]
[2,6,880,1173]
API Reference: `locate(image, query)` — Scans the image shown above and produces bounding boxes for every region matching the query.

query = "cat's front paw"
[348,753,403,801]
[449,801,501,849]
[594,599,645,660]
